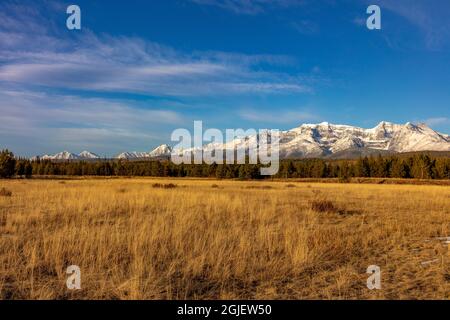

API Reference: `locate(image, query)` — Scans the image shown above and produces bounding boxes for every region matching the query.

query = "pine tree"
[411,155,433,179]
[286,161,295,178]
[15,161,25,177]
[215,164,225,179]
[356,157,371,177]
[391,159,410,178]
[25,162,33,178]
[0,149,16,178]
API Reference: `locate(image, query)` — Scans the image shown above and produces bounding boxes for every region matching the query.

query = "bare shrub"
[164,183,177,189]
[338,176,351,183]
[246,185,273,190]
[311,199,337,213]
[0,212,6,227]
[0,187,12,197]
[152,183,177,189]
[310,199,361,216]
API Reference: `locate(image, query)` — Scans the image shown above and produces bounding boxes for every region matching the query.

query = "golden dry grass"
[0,178,449,299]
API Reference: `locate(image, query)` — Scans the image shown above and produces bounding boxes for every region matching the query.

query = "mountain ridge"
[31,122,450,160]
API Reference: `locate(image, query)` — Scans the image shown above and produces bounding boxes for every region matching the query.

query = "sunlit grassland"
[0,178,449,299]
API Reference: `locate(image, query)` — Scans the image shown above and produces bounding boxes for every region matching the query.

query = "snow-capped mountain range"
[173,121,450,159]
[31,122,450,160]
[34,145,173,160]
[274,121,450,158]
[36,150,100,161]
[116,144,173,159]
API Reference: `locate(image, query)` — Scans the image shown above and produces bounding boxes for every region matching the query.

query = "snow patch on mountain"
[116,144,173,159]
[149,144,173,157]
[33,150,99,160]
[116,151,149,159]
[49,151,80,160]
[79,151,100,159]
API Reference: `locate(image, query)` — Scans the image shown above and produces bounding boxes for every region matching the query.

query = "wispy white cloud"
[0,0,321,156]
[423,117,450,127]
[239,108,318,124]
[0,89,185,156]
[291,20,319,35]
[352,17,366,27]
[191,0,305,15]
[0,2,315,97]
[368,0,450,50]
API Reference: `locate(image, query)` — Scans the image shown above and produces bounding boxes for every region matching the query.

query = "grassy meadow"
[0,178,449,299]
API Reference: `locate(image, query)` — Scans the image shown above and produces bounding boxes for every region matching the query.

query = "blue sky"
[1,0,450,157]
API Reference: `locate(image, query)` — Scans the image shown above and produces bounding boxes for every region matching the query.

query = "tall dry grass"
[0,178,448,299]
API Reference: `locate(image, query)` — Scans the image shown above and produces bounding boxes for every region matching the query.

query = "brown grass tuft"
[311,199,337,213]
[0,212,7,227]
[0,187,12,197]
[152,183,177,189]
[245,185,273,190]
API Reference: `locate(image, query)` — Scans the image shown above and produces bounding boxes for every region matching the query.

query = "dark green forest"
[1,149,450,180]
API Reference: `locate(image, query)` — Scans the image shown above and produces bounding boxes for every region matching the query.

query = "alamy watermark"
[367,5,381,30]
[66,5,81,30]
[170,121,280,176]
[65,4,380,32]
[366,265,381,290]
[66,265,81,290]
[64,264,381,292]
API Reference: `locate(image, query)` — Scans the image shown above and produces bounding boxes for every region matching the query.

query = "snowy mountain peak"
[116,151,148,159]
[149,144,173,157]
[51,151,80,160]
[78,151,100,159]
[33,150,98,160]
[116,144,173,159]
[374,121,395,130]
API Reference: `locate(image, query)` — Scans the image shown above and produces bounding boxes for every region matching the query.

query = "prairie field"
[0,178,449,300]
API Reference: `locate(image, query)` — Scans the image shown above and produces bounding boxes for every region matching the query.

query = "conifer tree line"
[1,149,450,180]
